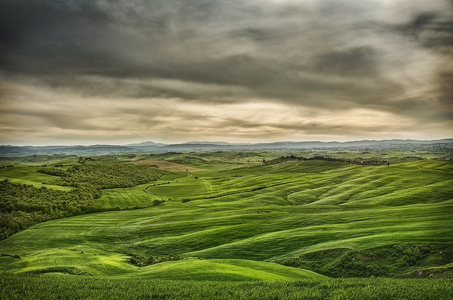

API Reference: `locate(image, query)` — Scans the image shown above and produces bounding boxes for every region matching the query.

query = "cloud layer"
[1,0,452,144]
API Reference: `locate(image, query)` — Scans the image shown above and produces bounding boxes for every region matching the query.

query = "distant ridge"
[183,141,231,145]
[126,141,167,147]
[1,139,452,157]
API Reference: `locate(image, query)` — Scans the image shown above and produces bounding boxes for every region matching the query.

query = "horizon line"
[2,138,453,148]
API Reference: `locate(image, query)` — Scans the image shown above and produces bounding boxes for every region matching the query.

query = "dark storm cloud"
[395,11,453,112]
[311,47,379,77]
[395,12,453,48]
[0,0,109,73]
[0,0,452,144]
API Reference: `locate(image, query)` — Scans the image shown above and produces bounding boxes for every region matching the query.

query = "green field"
[1,276,452,300]
[0,166,74,191]
[0,151,452,298]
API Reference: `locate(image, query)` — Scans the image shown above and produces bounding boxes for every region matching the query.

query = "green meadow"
[0,166,74,191]
[0,150,452,298]
[1,276,452,300]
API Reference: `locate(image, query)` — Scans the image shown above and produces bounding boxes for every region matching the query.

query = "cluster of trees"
[263,155,392,166]
[38,164,162,189]
[280,243,434,277]
[263,155,306,165]
[128,253,181,267]
[0,165,14,169]
[324,244,432,277]
[393,243,433,267]
[0,180,103,240]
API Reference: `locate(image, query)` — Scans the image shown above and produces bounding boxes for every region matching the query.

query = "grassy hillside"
[0,166,74,191]
[125,259,328,281]
[0,163,163,239]
[0,153,452,282]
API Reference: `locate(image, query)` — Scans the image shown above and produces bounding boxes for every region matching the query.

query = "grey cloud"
[437,72,453,107]
[0,108,111,131]
[18,75,251,104]
[310,47,379,77]
[394,12,453,49]
[0,0,452,143]
[216,117,403,137]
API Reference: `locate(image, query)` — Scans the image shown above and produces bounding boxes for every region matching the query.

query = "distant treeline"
[309,155,389,165]
[0,180,103,240]
[38,164,162,189]
[263,155,422,166]
[0,164,162,240]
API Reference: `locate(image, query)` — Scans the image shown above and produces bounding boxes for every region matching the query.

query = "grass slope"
[0,157,452,280]
[127,259,328,281]
[0,166,73,191]
[97,183,157,209]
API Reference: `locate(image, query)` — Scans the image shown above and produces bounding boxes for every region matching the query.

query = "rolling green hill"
[0,151,452,298]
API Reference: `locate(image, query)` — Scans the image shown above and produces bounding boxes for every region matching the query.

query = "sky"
[1,0,452,145]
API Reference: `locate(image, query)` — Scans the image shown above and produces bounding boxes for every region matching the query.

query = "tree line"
[263,155,392,166]
[0,180,102,240]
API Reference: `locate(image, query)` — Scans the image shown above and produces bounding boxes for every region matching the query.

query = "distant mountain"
[129,139,453,151]
[184,141,231,146]
[1,139,452,157]
[0,145,35,156]
[0,145,136,157]
[164,143,232,150]
[245,139,453,149]
[126,141,167,150]
[126,141,167,147]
